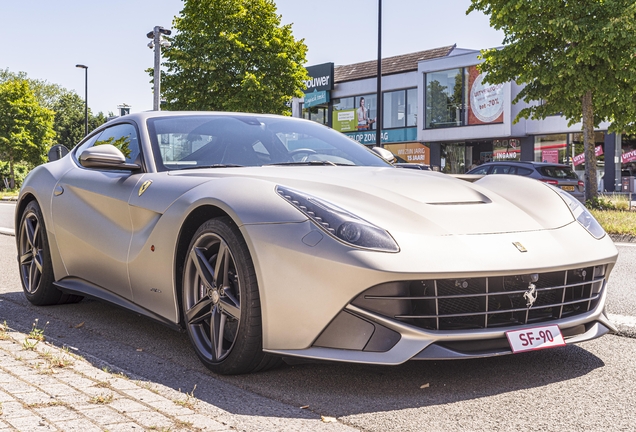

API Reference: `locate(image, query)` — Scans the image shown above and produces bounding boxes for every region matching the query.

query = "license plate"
[506,325,566,353]
[561,185,575,191]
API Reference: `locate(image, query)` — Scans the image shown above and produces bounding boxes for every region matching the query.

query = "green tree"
[468,0,636,200]
[0,79,55,188]
[52,92,86,149]
[2,68,108,148]
[1,68,70,110]
[52,93,108,149]
[160,0,308,114]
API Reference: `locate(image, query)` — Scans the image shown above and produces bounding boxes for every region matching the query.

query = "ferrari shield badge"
[138,180,153,196]
[513,242,527,253]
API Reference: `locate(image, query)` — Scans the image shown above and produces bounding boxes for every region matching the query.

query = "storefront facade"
[293,45,630,192]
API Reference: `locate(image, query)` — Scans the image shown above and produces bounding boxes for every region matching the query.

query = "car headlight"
[549,185,605,239]
[276,186,399,252]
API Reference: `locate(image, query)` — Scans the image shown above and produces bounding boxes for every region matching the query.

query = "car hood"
[169,166,576,236]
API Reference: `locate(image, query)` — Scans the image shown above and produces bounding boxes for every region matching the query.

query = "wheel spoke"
[214,241,229,288]
[186,296,214,325]
[33,249,43,273]
[190,247,215,290]
[28,260,40,293]
[211,305,227,360]
[20,249,33,266]
[25,217,37,250]
[219,298,240,320]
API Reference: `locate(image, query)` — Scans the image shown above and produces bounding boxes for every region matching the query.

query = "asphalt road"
[1,209,636,430]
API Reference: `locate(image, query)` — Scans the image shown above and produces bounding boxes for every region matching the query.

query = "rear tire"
[182,216,281,375]
[18,201,83,305]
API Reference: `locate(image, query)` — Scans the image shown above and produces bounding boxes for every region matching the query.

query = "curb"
[0,228,14,237]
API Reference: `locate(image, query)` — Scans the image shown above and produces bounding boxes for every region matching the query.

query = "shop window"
[355,95,377,131]
[441,142,466,173]
[383,88,418,130]
[302,104,327,125]
[407,88,418,127]
[571,132,605,178]
[383,90,406,129]
[534,134,568,164]
[425,68,464,129]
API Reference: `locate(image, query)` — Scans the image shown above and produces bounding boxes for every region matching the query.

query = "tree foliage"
[0,79,55,188]
[468,0,636,200]
[160,0,308,114]
[52,92,108,149]
[2,68,108,150]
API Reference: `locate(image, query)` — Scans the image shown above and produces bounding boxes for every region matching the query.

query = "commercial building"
[293,45,636,192]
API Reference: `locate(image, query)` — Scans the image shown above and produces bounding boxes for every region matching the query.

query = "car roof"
[479,161,571,168]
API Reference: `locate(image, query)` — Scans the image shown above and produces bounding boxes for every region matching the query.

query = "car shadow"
[0,290,607,420]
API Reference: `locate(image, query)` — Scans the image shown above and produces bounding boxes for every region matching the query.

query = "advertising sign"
[492,139,520,160]
[303,90,329,108]
[304,63,334,93]
[622,149,636,164]
[333,109,357,132]
[573,146,604,166]
[384,142,430,164]
[344,128,417,145]
[467,65,504,125]
[541,149,559,163]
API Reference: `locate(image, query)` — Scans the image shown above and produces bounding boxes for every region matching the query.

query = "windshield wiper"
[266,161,349,167]
[177,163,245,170]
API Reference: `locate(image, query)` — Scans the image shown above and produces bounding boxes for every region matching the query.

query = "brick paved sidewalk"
[0,322,229,431]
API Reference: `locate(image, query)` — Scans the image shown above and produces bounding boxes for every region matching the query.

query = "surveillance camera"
[147,41,154,49]
[160,40,171,47]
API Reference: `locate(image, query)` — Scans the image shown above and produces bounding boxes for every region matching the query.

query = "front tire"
[182,217,279,375]
[18,201,82,305]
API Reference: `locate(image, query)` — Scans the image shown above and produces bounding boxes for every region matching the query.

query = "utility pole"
[376,0,383,148]
[147,26,172,111]
[75,64,88,135]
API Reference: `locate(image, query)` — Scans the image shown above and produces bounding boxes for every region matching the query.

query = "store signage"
[622,149,636,164]
[304,63,334,93]
[384,142,430,163]
[333,109,357,132]
[303,90,329,108]
[468,66,504,125]
[542,150,559,163]
[573,146,604,166]
[493,139,520,160]
[344,128,417,145]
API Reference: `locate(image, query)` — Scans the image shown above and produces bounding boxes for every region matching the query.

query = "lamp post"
[75,64,88,136]
[147,26,172,111]
[376,0,383,148]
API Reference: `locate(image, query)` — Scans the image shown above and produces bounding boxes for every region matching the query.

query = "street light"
[75,64,88,136]
[147,26,172,111]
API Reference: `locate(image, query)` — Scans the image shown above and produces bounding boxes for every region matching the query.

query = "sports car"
[16,111,618,375]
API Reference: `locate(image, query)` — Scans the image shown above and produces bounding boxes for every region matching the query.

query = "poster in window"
[467,65,504,125]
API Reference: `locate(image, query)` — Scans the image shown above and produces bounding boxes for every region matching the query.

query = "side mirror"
[371,147,396,163]
[79,144,140,170]
[47,144,70,162]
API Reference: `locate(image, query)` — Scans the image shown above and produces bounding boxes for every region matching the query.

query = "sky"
[0,1,503,115]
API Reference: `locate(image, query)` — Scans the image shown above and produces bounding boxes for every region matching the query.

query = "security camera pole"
[147,26,172,111]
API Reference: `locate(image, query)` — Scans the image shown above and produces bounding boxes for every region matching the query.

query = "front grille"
[351,266,606,331]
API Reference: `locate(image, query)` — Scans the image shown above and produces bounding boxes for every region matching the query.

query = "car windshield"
[538,166,579,180]
[146,114,390,171]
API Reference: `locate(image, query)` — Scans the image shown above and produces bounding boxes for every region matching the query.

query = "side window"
[491,165,511,174]
[73,134,100,163]
[516,167,533,176]
[94,124,141,164]
[469,166,490,175]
